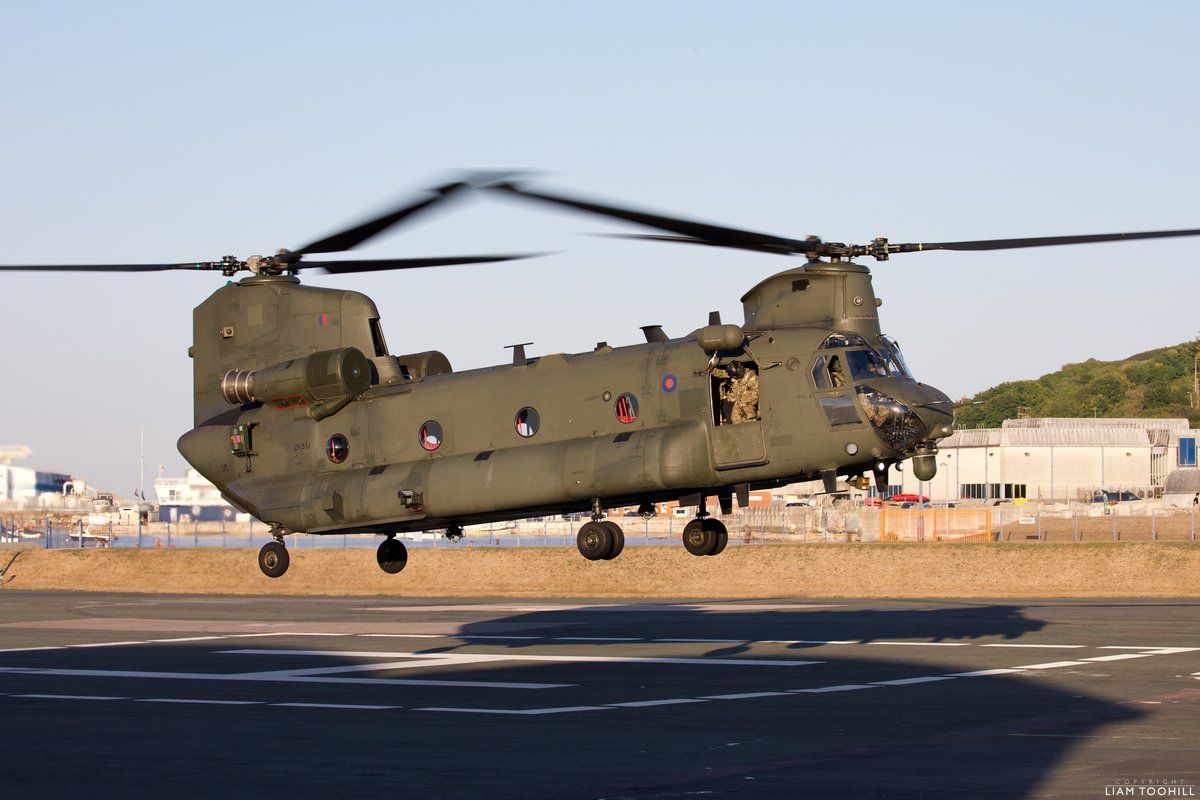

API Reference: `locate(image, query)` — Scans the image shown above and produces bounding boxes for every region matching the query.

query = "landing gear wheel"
[704,519,729,556]
[376,537,408,574]
[600,520,625,560]
[258,541,290,578]
[682,518,728,556]
[682,519,715,556]
[577,521,614,561]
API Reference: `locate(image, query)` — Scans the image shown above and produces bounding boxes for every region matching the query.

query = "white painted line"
[658,638,744,644]
[551,637,641,642]
[1013,661,1088,670]
[274,703,400,710]
[1139,647,1200,655]
[945,669,1026,677]
[608,698,709,708]
[871,676,957,686]
[0,666,571,690]
[869,641,971,647]
[139,698,262,706]
[221,648,822,667]
[1080,654,1156,662]
[699,692,791,700]
[792,684,881,693]
[458,636,541,641]
[981,644,1087,649]
[358,634,444,639]
[415,706,615,716]
[70,641,151,649]
[772,640,863,646]
[146,636,227,644]
[14,693,126,701]
[0,646,65,653]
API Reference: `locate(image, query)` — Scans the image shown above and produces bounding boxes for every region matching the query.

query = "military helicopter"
[5,177,1199,578]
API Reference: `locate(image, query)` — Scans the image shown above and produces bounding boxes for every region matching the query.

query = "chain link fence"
[3,502,1196,550]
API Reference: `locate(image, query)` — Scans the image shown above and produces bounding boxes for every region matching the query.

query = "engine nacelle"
[221,347,372,418]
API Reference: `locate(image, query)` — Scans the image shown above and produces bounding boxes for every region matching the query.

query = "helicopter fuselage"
[177,261,954,538]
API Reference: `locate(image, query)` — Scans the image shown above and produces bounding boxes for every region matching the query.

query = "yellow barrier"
[880,508,993,542]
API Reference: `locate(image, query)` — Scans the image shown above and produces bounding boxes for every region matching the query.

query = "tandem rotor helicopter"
[4,176,1199,578]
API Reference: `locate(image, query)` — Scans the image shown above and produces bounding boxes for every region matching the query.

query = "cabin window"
[419,421,442,451]
[326,434,349,464]
[515,407,540,438]
[615,393,639,424]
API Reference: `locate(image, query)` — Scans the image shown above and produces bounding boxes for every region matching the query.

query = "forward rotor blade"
[306,253,545,275]
[489,182,812,255]
[0,262,222,272]
[890,228,1200,254]
[294,181,473,257]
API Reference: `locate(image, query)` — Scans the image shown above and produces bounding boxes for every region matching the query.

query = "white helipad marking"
[416,706,614,716]
[140,698,261,706]
[792,684,880,693]
[70,641,151,649]
[700,692,791,700]
[1013,661,1088,670]
[552,637,641,642]
[0,646,64,653]
[871,676,957,686]
[15,693,126,701]
[608,698,708,708]
[359,634,444,639]
[981,644,1087,649]
[1081,654,1156,662]
[223,648,822,667]
[869,641,971,647]
[946,669,1026,677]
[275,702,399,710]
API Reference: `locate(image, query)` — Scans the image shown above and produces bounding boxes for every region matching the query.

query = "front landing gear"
[258,540,290,578]
[377,536,408,574]
[682,517,728,557]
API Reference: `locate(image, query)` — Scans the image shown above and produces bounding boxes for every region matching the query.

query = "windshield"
[877,335,912,378]
[845,348,889,381]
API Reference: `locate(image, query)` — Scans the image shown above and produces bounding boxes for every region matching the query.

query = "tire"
[682,519,717,556]
[258,541,290,578]
[577,521,614,561]
[600,520,625,560]
[704,519,729,556]
[376,538,408,574]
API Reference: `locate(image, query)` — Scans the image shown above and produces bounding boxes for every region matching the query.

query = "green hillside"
[953,340,1200,429]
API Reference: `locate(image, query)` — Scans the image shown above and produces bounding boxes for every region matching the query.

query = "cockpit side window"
[846,349,889,381]
[827,355,847,387]
[811,356,829,390]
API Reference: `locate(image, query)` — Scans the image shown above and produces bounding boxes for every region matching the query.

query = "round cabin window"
[419,421,443,451]
[515,407,540,438]
[615,393,639,424]
[326,434,349,464]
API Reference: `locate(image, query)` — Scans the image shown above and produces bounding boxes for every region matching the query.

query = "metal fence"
[3,503,1196,550]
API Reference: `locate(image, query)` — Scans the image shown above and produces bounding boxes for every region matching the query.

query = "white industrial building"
[892,418,1199,505]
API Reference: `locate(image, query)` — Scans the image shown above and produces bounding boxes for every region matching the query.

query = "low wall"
[1,543,1197,598]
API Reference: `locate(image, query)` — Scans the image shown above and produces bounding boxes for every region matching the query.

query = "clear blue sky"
[2,1,1197,495]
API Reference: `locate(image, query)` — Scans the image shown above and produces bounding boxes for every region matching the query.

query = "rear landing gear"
[682,517,728,557]
[377,536,408,574]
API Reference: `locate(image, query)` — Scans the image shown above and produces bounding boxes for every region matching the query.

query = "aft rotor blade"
[489,182,813,255]
[889,228,1200,254]
[307,253,545,275]
[294,181,473,257]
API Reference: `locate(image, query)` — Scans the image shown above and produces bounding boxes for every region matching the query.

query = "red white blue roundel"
[661,374,678,393]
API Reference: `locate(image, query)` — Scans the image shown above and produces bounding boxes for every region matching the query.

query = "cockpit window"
[846,349,889,381]
[820,333,869,350]
[811,356,829,390]
[369,318,390,357]
[878,335,912,378]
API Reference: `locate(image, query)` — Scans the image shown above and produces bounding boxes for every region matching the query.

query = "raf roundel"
[661,374,678,393]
